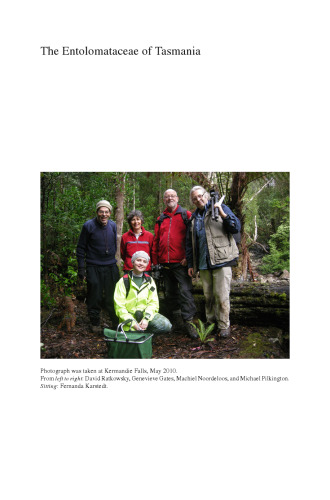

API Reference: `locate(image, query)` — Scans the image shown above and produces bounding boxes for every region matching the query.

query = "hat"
[131,251,150,264]
[96,200,112,212]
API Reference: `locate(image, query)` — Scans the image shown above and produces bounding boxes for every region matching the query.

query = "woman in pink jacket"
[120,210,154,271]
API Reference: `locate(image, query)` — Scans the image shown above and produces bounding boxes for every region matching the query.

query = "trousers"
[162,264,197,321]
[145,313,172,334]
[86,264,120,325]
[199,266,232,329]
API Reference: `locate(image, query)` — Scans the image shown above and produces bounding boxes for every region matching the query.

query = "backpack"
[156,208,190,227]
[122,271,154,298]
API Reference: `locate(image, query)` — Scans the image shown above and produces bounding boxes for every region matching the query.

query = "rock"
[279,270,290,280]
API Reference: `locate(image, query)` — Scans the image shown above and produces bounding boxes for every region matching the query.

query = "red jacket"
[152,205,192,265]
[120,227,154,271]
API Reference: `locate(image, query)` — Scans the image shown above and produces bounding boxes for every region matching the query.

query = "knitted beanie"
[96,200,112,212]
[131,251,150,264]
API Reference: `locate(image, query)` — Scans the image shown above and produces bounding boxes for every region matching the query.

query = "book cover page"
[2,2,329,499]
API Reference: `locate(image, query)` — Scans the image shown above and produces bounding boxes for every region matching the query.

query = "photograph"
[41,171,290,360]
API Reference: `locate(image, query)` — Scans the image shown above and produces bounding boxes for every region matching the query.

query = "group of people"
[76,186,241,339]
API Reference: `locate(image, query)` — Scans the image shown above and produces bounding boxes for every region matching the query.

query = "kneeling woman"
[114,251,171,334]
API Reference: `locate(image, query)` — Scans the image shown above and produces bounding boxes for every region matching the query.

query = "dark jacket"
[152,205,192,264]
[186,202,240,272]
[76,217,117,270]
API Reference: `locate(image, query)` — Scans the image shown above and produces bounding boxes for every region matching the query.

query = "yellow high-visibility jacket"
[114,271,159,329]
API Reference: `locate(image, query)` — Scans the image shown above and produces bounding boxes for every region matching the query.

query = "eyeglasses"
[98,211,110,215]
[192,193,205,202]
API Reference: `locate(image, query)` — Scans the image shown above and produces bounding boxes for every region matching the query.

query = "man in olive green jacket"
[114,251,171,334]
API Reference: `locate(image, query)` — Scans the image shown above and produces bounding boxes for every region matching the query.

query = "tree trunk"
[114,173,126,265]
[132,173,136,211]
[229,173,252,281]
[158,173,163,214]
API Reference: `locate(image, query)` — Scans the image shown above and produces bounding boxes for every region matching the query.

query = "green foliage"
[40,172,193,302]
[259,192,290,273]
[41,280,56,308]
[243,174,290,274]
[260,221,290,273]
[41,255,56,308]
[244,175,290,244]
[215,172,233,199]
[49,263,77,296]
[40,171,290,301]
[189,320,215,343]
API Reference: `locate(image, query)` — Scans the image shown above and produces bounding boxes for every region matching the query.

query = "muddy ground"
[40,300,289,360]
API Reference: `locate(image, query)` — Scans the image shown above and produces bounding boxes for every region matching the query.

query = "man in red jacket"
[152,189,197,339]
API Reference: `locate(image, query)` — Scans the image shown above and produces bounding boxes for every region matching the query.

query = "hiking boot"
[218,327,231,338]
[185,322,199,339]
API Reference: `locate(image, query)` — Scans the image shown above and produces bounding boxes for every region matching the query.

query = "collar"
[95,217,109,228]
[128,226,144,236]
[164,205,182,216]
[192,201,211,219]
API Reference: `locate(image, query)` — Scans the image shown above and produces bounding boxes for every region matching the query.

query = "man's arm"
[112,221,118,253]
[215,203,241,234]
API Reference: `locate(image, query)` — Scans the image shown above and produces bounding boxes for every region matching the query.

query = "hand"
[139,319,149,330]
[180,258,187,266]
[188,267,195,278]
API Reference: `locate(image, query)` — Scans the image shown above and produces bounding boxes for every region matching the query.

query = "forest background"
[41,171,289,306]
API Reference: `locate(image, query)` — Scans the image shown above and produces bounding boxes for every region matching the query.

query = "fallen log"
[159,281,289,330]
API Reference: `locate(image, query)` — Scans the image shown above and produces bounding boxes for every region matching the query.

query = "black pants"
[86,264,120,325]
[162,264,197,322]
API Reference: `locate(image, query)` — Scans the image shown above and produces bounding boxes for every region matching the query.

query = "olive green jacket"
[188,208,239,273]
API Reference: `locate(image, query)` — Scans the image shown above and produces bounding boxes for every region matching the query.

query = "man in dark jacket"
[186,186,241,338]
[76,200,120,333]
[151,189,197,339]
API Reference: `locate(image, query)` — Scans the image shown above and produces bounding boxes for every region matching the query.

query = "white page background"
[2,1,329,499]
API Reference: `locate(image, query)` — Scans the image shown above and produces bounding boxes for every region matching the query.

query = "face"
[133,257,148,273]
[97,207,110,225]
[130,216,142,232]
[164,190,179,211]
[191,189,207,210]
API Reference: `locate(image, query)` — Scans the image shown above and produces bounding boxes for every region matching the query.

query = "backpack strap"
[144,273,156,292]
[144,272,152,283]
[156,213,169,225]
[123,271,154,298]
[156,209,190,226]
[180,208,189,226]
[123,273,130,298]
